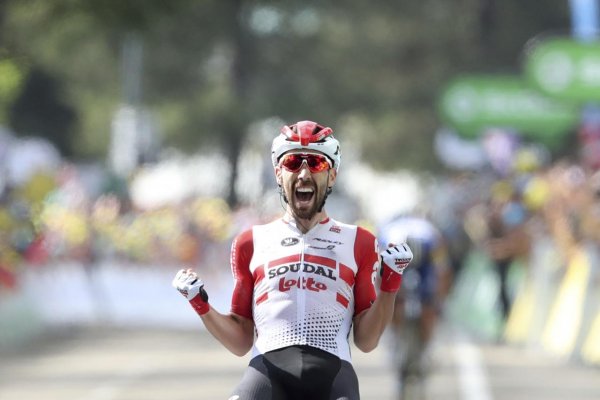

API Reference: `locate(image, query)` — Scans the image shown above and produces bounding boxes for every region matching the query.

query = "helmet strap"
[318,175,333,212]
[278,184,289,205]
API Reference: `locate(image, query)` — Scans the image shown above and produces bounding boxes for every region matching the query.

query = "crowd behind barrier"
[444,149,600,368]
[0,162,274,290]
[0,161,275,349]
[1,147,600,369]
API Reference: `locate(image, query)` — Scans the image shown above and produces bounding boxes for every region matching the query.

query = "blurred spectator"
[491,183,528,320]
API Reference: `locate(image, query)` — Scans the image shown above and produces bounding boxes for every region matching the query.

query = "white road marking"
[453,330,493,400]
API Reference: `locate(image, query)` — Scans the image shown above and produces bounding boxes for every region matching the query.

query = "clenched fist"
[172,268,210,315]
[379,243,413,292]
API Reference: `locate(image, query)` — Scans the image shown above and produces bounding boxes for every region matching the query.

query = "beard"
[284,182,327,221]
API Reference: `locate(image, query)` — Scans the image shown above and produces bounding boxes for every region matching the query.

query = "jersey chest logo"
[281,237,299,246]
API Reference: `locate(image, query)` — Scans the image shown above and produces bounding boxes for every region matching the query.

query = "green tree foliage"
[0,58,23,123]
[0,0,572,203]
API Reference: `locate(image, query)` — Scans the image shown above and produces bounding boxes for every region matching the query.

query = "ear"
[327,168,337,188]
[275,165,283,186]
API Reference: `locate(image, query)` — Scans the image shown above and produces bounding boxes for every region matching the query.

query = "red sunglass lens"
[281,154,330,172]
[282,154,304,171]
[306,155,329,171]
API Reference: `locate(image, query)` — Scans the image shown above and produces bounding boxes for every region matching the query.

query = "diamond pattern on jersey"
[303,310,344,351]
[261,306,345,353]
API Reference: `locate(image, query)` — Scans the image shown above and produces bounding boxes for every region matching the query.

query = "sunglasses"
[279,153,332,173]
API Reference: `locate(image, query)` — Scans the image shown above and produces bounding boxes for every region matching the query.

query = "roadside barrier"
[460,237,600,367]
[504,237,562,347]
[579,245,600,366]
[446,249,505,341]
[2,244,600,369]
[540,246,591,358]
[0,290,44,351]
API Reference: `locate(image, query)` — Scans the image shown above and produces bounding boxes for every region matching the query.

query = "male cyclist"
[173,120,413,400]
[378,213,452,397]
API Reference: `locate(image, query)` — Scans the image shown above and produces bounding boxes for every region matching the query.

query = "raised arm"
[172,229,256,357]
[172,269,254,356]
[351,228,412,352]
[353,290,396,353]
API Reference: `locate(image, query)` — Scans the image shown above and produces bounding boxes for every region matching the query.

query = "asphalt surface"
[1,321,599,400]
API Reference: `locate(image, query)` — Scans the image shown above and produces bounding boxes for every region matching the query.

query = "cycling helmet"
[271,120,341,171]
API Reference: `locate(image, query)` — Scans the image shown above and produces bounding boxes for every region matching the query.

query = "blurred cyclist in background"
[378,212,453,399]
[173,120,413,400]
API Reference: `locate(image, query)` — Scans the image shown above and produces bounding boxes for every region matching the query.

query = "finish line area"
[2,320,599,400]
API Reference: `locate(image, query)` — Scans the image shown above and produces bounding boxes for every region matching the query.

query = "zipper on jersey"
[298,233,306,341]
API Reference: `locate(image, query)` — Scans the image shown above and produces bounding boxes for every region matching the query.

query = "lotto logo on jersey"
[279,276,327,292]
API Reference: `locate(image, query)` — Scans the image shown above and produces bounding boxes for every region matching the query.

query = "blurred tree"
[0,0,571,205]
[0,58,23,123]
[9,67,77,156]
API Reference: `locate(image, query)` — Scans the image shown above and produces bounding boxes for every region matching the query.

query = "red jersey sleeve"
[353,226,378,316]
[230,228,254,319]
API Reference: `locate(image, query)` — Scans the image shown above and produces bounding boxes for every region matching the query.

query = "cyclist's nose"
[297,161,312,179]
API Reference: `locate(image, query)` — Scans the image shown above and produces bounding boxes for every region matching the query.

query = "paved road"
[1,322,599,400]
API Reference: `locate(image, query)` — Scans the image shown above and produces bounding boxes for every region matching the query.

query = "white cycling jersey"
[229,217,380,362]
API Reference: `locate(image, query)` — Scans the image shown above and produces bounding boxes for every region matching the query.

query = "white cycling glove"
[379,243,413,292]
[172,268,210,315]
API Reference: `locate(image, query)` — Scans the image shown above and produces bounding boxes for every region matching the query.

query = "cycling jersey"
[229,217,379,363]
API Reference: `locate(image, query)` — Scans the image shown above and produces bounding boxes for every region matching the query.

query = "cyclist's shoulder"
[323,217,361,233]
[323,218,377,246]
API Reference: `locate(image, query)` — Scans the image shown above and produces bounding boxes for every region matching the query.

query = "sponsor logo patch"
[281,237,300,246]
[279,276,327,292]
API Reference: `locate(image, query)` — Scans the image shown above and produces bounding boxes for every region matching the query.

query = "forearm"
[353,290,396,352]
[172,268,254,356]
[353,242,412,352]
[200,308,254,356]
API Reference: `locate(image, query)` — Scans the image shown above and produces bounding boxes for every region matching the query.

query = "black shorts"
[230,345,360,400]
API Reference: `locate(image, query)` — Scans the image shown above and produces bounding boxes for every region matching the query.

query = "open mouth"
[295,186,315,203]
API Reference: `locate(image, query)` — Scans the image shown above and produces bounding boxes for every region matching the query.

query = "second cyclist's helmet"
[271,120,341,171]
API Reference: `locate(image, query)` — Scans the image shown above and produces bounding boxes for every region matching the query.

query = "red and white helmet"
[271,120,341,171]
